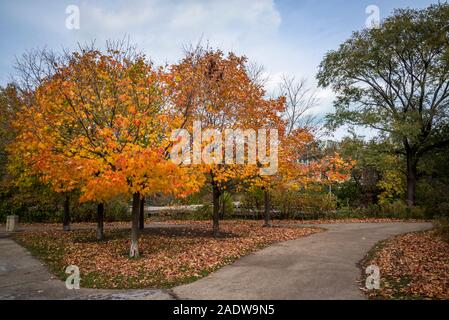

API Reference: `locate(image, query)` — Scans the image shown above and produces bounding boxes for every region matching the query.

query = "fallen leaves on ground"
[10,217,426,232]
[280,218,426,225]
[155,218,427,226]
[362,231,449,299]
[14,220,321,289]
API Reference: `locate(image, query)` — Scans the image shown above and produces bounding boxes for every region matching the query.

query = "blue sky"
[0,0,438,136]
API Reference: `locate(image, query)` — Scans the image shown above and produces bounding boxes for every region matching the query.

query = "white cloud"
[75,0,281,62]
[63,0,291,102]
[315,87,336,114]
[3,0,339,128]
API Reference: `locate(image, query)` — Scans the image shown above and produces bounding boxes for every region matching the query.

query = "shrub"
[0,194,131,223]
[434,217,449,243]
[436,202,449,217]
[169,205,211,220]
[378,200,407,218]
[71,198,131,222]
[417,179,449,218]
[258,187,337,219]
[240,187,264,210]
[219,192,234,219]
[379,200,425,219]
[0,190,60,223]
[104,199,131,221]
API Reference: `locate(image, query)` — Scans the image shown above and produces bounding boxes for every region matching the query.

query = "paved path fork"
[173,222,432,300]
[0,222,431,299]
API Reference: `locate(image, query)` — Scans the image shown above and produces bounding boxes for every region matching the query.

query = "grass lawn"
[13,220,321,289]
[360,230,449,300]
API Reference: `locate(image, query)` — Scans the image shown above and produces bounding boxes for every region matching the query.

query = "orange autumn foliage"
[11,48,203,204]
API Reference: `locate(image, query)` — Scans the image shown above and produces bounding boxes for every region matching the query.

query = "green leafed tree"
[317,3,449,206]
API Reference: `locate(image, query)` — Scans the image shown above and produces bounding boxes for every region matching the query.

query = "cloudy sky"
[0,0,437,137]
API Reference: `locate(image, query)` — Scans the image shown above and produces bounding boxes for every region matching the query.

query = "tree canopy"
[317,3,449,206]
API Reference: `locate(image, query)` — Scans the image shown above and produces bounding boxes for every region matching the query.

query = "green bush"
[219,192,234,219]
[436,202,449,217]
[0,192,131,223]
[332,201,426,220]
[379,200,407,218]
[332,180,361,206]
[0,189,60,223]
[240,188,264,210]
[240,187,337,219]
[71,198,131,222]
[433,217,449,243]
[417,179,449,218]
[177,186,211,206]
[379,200,425,219]
[105,199,131,221]
[169,205,211,220]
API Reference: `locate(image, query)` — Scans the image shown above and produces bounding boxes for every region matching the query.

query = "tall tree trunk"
[220,194,225,220]
[212,184,220,237]
[406,153,417,207]
[130,192,140,258]
[139,196,145,230]
[63,195,71,231]
[96,202,104,241]
[263,189,271,227]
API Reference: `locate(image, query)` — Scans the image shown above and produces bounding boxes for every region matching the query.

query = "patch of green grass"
[13,235,67,280]
[81,271,112,288]
[367,275,427,300]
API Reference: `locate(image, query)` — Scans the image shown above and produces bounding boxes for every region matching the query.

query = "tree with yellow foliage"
[170,46,285,236]
[12,44,203,256]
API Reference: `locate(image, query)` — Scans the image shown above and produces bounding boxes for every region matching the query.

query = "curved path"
[0,222,431,300]
[173,222,432,300]
[0,234,173,300]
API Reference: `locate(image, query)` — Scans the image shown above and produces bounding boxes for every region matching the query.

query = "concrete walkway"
[0,222,431,300]
[0,234,173,300]
[173,222,432,300]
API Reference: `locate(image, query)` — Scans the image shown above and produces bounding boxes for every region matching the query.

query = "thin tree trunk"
[63,195,71,231]
[139,196,145,230]
[96,202,104,241]
[212,185,220,237]
[406,153,417,207]
[220,194,225,219]
[130,192,140,258]
[263,189,271,227]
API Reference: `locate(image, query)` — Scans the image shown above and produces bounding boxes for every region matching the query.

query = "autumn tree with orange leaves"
[12,44,203,256]
[10,41,353,252]
[246,124,354,226]
[168,45,354,234]
[169,46,287,236]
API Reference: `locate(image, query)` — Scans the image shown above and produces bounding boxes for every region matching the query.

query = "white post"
[6,215,19,232]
